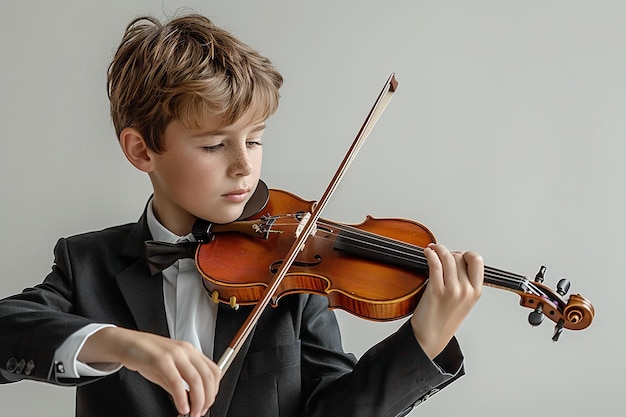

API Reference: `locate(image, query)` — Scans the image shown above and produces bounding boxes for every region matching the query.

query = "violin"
[196,188,594,336]
[188,73,594,378]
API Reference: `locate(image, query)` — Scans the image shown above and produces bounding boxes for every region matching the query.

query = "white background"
[0,1,620,415]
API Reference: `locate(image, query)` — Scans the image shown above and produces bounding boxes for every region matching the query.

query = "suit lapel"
[113,204,256,416]
[211,303,257,417]
[115,209,170,338]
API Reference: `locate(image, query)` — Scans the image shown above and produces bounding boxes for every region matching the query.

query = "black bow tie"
[143,179,270,276]
[144,240,199,275]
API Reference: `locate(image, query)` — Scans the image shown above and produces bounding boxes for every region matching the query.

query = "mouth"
[222,187,251,203]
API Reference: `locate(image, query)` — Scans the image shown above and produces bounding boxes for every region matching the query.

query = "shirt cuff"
[53,323,122,378]
[432,336,464,376]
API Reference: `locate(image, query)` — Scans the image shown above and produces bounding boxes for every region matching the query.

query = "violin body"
[196,189,436,321]
[196,188,594,340]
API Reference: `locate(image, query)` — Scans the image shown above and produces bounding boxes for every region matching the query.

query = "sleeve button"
[5,357,17,373]
[15,359,26,374]
[55,362,66,374]
[24,360,35,376]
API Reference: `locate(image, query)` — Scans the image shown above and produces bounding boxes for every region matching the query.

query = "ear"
[119,127,156,173]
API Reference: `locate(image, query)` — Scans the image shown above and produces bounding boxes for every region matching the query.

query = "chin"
[200,208,244,225]
[215,215,241,225]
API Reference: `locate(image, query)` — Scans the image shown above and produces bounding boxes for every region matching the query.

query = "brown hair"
[107,13,283,152]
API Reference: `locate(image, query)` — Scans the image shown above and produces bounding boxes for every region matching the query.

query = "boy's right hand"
[79,327,220,417]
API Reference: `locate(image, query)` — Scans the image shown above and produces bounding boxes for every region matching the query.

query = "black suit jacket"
[0,207,464,417]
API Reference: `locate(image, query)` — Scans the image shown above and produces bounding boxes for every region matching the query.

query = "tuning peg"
[556,278,571,296]
[528,302,544,327]
[552,319,565,342]
[534,265,546,283]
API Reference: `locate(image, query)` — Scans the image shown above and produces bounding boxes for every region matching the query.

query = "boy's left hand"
[410,243,484,359]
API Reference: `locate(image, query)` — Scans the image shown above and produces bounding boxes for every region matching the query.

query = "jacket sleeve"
[300,294,464,417]
[0,238,100,385]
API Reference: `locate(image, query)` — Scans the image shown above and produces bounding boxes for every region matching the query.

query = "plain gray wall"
[0,0,620,415]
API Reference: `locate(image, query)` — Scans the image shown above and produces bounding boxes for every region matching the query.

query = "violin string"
[324,221,542,295]
[270,215,544,297]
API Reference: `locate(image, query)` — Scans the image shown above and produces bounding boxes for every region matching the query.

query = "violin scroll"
[515,266,594,341]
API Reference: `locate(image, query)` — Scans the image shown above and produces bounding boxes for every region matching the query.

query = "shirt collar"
[146,198,195,244]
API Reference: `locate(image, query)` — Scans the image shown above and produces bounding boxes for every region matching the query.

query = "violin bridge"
[295,212,317,240]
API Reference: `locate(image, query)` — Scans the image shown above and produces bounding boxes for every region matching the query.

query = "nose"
[227,143,254,177]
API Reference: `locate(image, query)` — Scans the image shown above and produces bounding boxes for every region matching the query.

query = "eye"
[246,140,263,148]
[202,144,223,152]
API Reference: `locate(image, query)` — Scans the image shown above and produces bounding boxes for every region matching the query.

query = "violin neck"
[332,223,531,293]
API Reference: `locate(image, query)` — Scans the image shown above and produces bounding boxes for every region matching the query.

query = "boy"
[0,13,483,417]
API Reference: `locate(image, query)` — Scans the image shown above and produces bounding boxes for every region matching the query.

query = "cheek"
[253,149,263,172]
[181,159,219,187]
[161,154,213,189]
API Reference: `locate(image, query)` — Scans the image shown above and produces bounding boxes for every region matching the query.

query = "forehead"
[182,93,271,132]
[167,108,267,140]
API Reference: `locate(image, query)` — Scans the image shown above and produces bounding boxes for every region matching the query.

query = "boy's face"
[148,109,265,235]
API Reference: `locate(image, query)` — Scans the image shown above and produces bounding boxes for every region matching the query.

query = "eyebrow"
[191,123,266,138]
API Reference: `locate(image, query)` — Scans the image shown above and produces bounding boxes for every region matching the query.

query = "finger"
[201,360,222,415]
[423,244,443,290]
[187,355,222,416]
[165,372,192,416]
[452,251,469,282]
[428,244,457,286]
[178,362,205,417]
[195,357,221,416]
[463,250,485,290]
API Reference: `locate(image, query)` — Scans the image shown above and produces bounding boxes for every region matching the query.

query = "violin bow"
[215,73,399,375]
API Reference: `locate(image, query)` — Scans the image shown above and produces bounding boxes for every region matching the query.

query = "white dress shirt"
[53,199,218,378]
